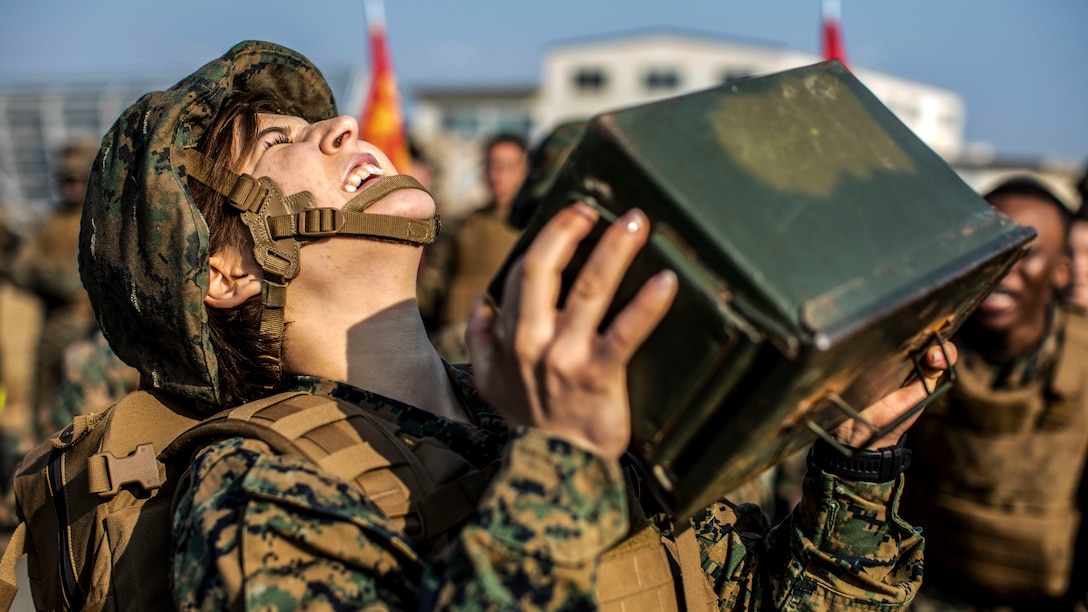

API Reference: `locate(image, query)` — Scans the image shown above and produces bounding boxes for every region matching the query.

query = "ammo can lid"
[588,60,1033,347]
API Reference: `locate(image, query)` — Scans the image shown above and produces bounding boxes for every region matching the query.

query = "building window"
[497,114,533,139]
[720,69,753,84]
[573,67,608,93]
[440,108,481,137]
[939,113,959,128]
[644,69,680,91]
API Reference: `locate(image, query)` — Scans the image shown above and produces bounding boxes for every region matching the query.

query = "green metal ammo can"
[488,60,1035,521]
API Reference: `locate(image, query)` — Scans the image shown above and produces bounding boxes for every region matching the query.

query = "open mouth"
[343,162,386,193]
[979,286,1016,313]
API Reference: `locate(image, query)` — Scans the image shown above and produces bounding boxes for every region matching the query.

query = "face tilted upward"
[235,112,438,224]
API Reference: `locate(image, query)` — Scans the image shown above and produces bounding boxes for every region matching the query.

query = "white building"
[413,29,965,157]
[409,29,970,215]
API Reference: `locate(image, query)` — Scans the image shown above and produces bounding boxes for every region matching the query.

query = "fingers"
[559,209,651,340]
[599,270,678,365]
[923,340,958,372]
[835,341,960,450]
[504,203,600,352]
[467,202,675,459]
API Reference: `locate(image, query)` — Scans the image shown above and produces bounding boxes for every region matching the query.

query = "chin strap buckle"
[296,208,345,237]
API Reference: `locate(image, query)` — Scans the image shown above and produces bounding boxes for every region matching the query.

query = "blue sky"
[2,0,1085,165]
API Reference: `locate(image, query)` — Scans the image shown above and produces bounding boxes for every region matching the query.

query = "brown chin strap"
[183,148,440,376]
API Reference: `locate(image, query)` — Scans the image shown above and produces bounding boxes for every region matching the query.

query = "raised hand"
[466,203,678,460]
[832,342,959,449]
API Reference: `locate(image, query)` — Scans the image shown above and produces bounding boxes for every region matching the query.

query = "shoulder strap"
[674,525,714,610]
[0,522,26,610]
[165,391,495,546]
[84,390,204,498]
[11,389,202,612]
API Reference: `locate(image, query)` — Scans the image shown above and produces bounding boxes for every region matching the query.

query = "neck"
[493,194,513,218]
[281,249,467,421]
[965,309,1051,361]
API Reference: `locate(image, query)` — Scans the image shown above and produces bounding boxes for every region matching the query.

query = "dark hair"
[484,133,528,159]
[985,176,1073,247]
[188,91,286,404]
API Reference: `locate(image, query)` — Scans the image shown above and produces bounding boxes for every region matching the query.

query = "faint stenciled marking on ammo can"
[712,71,915,200]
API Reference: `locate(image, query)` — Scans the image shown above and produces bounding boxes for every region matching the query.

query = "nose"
[314,115,359,154]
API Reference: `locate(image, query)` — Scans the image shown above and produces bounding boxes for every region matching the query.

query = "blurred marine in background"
[903,175,1088,611]
[417,133,528,362]
[9,139,101,438]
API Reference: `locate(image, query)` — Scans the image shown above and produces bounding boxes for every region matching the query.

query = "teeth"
[983,293,1015,309]
[343,164,387,193]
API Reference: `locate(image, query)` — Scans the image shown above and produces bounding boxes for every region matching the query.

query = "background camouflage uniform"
[50,330,139,432]
[10,139,101,439]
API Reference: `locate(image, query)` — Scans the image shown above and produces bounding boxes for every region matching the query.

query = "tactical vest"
[1,388,711,610]
[443,208,521,325]
[904,307,1088,598]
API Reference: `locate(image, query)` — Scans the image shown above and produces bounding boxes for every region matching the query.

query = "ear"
[205,248,263,309]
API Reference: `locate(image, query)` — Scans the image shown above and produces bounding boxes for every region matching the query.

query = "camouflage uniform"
[173,370,924,610]
[50,330,139,433]
[70,41,924,610]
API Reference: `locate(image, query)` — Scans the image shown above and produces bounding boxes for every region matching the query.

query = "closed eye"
[264,133,292,149]
[257,126,293,150]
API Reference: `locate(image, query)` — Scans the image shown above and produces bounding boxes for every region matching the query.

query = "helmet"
[56,137,100,182]
[81,40,434,410]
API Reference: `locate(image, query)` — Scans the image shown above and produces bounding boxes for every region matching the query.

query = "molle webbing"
[164,392,496,547]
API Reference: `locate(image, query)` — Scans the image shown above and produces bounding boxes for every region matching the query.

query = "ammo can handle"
[806,334,956,457]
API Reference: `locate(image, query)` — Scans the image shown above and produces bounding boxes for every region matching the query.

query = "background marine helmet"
[80,40,337,409]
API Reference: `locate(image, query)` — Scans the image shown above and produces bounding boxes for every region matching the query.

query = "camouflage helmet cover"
[80,40,337,408]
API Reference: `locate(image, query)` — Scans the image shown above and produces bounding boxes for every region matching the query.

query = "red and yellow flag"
[360,0,411,174]
[821,0,849,68]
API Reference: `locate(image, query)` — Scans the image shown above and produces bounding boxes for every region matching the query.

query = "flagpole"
[364,0,385,31]
[821,0,849,68]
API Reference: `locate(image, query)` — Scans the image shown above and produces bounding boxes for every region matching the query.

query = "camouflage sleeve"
[694,468,923,610]
[172,427,628,610]
[422,427,628,608]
